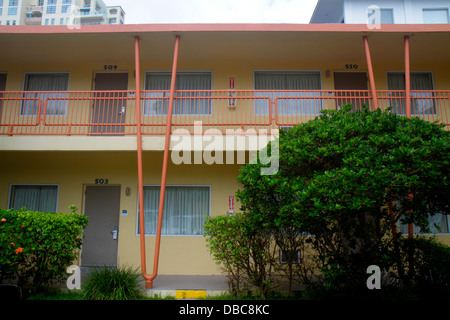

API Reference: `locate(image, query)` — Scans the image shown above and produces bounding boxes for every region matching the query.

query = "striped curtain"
[22,73,69,116]
[9,185,58,212]
[254,71,322,115]
[387,72,435,115]
[139,186,210,235]
[144,72,212,115]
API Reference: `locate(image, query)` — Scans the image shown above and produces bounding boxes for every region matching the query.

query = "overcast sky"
[102,0,319,24]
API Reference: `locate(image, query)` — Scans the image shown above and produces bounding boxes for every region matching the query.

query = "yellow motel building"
[0,23,449,289]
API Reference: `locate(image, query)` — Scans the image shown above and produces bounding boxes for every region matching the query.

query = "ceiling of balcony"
[0,24,449,68]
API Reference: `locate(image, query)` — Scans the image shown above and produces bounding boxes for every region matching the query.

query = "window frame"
[21,72,70,116]
[143,70,213,116]
[8,183,59,213]
[423,8,449,24]
[136,184,212,237]
[386,71,437,116]
[253,70,323,116]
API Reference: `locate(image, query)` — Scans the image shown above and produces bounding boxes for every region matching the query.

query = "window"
[380,9,394,24]
[254,71,322,115]
[138,186,210,236]
[22,73,69,116]
[62,0,71,14]
[423,8,449,24]
[280,249,301,264]
[46,0,57,14]
[7,0,17,16]
[387,72,436,115]
[8,185,58,212]
[399,214,449,234]
[144,72,212,115]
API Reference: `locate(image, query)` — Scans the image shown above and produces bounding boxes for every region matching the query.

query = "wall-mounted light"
[125,187,131,196]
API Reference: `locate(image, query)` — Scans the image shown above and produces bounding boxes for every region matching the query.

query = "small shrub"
[82,265,142,300]
[0,207,88,295]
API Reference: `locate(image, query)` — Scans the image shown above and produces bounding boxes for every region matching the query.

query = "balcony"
[24,6,43,25]
[0,90,448,136]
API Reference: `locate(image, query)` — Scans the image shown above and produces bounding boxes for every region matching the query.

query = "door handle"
[112,226,118,240]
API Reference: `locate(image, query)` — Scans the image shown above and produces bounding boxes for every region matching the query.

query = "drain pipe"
[143,35,181,289]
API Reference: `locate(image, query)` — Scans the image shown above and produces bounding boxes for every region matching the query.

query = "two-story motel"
[0,23,449,289]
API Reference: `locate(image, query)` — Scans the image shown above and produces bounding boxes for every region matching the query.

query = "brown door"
[91,73,128,134]
[334,72,369,111]
[81,186,121,266]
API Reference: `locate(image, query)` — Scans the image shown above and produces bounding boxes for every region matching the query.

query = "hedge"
[0,207,88,294]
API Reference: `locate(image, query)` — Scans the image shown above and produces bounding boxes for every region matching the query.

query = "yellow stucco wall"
[0,151,244,275]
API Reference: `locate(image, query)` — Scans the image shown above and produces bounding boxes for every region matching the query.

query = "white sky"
[102,0,319,24]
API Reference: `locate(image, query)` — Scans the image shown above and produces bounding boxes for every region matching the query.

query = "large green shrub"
[236,105,450,294]
[0,207,88,294]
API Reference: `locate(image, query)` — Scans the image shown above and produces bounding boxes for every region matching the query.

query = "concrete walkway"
[140,275,229,299]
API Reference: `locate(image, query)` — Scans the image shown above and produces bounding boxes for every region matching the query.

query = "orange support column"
[134,36,152,287]
[363,36,379,110]
[404,36,412,119]
[147,35,181,289]
[404,35,414,238]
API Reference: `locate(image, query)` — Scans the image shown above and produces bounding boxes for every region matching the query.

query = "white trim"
[136,184,212,237]
[7,183,60,212]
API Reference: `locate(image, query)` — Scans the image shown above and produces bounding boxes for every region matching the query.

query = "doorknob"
[112,226,118,240]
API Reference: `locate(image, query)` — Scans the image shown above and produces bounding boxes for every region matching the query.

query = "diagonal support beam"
[363,36,379,110]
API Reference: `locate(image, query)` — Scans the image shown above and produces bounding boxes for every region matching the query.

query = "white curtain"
[387,72,435,115]
[9,185,58,212]
[22,73,69,116]
[254,71,322,115]
[144,72,212,115]
[140,186,210,235]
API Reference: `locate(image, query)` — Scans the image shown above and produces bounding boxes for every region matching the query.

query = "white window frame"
[136,184,212,237]
[8,183,60,213]
[253,70,323,116]
[423,8,449,24]
[143,70,213,116]
[21,72,70,116]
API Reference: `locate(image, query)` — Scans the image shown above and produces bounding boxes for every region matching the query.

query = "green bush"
[204,214,278,299]
[396,237,450,298]
[0,207,88,294]
[82,265,142,300]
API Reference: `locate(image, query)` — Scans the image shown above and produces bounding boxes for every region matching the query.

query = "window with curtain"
[138,186,210,236]
[254,71,322,115]
[423,8,449,24]
[8,185,58,212]
[387,72,436,115]
[144,72,212,116]
[22,73,69,116]
[399,214,449,234]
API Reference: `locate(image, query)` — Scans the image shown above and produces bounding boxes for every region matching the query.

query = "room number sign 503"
[95,179,109,185]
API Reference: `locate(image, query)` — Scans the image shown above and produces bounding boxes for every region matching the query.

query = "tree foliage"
[236,105,450,293]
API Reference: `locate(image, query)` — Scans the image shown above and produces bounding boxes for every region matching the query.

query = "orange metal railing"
[1,89,449,136]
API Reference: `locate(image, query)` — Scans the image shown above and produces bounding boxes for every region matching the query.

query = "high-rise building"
[0,0,124,26]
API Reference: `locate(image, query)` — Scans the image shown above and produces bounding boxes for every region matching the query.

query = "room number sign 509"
[104,65,118,70]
